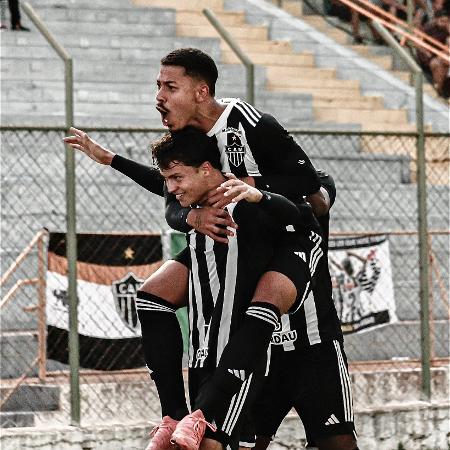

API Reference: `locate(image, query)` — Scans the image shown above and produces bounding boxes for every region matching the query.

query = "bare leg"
[252,271,297,314]
[316,434,358,450]
[140,259,189,306]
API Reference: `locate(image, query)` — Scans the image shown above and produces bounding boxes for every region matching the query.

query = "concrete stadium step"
[1,59,266,84]
[177,24,268,40]
[0,384,60,413]
[268,76,360,90]
[222,39,293,54]
[35,20,176,36]
[1,31,221,54]
[0,412,35,428]
[268,84,362,99]
[133,0,224,9]
[221,50,315,66]
[28,5,175,24]
[312,95,385,110]
[175,10,246,27]
[265,65,336,79]
[314,107,409,125]
[1,333,41,379]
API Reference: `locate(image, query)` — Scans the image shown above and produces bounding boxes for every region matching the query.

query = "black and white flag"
[329,234,397,334]
[46,232,162,370]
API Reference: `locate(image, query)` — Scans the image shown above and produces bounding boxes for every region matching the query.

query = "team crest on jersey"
[111,272,143,332]
[223,127,246,167]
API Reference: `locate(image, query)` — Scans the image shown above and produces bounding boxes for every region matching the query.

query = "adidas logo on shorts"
[325,414,340,426]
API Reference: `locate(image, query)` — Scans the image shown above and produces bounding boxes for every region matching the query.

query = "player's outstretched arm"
[63,127,115,165]
[64,127,165,196]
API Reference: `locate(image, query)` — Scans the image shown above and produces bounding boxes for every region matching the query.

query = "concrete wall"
[2,402,449,450]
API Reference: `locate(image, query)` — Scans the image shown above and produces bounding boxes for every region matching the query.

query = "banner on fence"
[46,232,163,370]
[329,234,397,334]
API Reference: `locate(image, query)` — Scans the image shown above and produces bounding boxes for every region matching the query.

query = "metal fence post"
[202,8,255,105]
[22,3,80,424]
[372,20,431,400]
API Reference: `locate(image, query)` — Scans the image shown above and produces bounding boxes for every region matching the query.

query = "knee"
[253,271,297,314]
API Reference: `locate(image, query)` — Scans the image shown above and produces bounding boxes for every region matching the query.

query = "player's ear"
[195,83,209,103]
[200,161,212,175]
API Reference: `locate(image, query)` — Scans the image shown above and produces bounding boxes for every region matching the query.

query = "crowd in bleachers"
[324,0,450,97]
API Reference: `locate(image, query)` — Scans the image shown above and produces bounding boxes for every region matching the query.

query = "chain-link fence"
[1,127,449,429]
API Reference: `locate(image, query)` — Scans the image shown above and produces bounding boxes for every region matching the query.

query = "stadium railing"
[1,126,449,428]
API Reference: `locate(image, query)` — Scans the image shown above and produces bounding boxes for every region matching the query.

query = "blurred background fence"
[1,126,449,429]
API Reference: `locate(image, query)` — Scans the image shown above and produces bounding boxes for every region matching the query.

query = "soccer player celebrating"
[64,47,357,450]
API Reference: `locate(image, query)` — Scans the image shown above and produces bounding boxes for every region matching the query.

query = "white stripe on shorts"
[333,340,353,422]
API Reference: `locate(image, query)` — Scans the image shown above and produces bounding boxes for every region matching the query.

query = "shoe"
[170,410,217,450]
[12,24,30,31]
[145,416,179,450]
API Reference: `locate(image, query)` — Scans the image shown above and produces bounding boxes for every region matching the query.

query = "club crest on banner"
[111,272,143,332]
[224,127,246,167]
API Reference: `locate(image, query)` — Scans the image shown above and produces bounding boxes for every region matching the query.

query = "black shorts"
[172,246,190,268]
[188,366,265,450]
[251,340,356,446]
[267,230,323,312]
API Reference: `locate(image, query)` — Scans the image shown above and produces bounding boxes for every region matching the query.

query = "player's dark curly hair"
[161,48,218,96]
[151,127,221,171]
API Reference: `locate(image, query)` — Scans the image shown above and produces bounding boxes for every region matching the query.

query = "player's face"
[156,65,202,131]
[161,162,209,207]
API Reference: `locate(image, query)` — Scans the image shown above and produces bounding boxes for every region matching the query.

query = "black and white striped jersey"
[270,172,343,352]
[206,98,320,200]
[165,98,322,233]
[186,191,317,369]
[187,201,277,369]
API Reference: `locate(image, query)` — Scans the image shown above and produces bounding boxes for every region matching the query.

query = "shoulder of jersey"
[232,99,263,128]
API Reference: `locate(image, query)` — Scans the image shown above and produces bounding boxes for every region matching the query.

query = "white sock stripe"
[235,103,257,127]
[245,310,278,326]
[239,100,261,121]
[245,311,278,326]
[247,306,279,322]
[334,340,353,422]
[135,303,176,313]
[222,374,253,435]
[135,299,175,309]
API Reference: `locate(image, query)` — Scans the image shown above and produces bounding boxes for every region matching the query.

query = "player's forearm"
[165,192,193,233]
[111,154,165,197]
[258,190,315,226]
[254,173,320,200]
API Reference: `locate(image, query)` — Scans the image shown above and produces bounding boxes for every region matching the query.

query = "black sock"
[136,291,189,420]
[197,302,280,421]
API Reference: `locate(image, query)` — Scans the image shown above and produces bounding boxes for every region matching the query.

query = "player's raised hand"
[186,207,238,244]
[219,174,263,204]
[63,127,115,165]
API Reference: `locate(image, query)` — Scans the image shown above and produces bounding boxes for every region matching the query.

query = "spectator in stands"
[416,10,450,97]
[414,0,448,27]
[350,0,385,44]
[1,0,29,31]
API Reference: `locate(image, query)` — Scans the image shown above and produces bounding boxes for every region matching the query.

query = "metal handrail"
[21,2,80,425]
[203,8,255,105]
[372,20,431,401]
[338,0,449,61]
